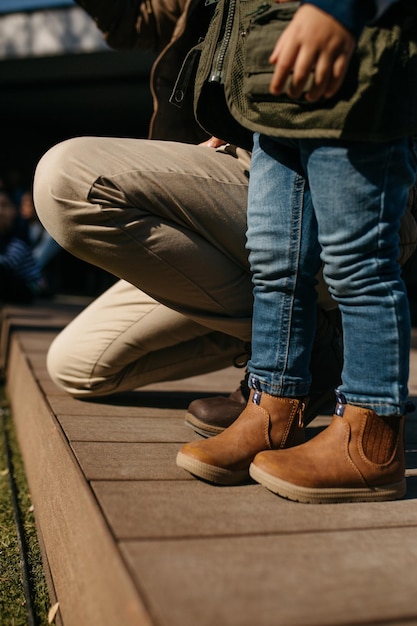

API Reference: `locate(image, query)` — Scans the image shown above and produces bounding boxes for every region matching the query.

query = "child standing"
[177,0,417,502]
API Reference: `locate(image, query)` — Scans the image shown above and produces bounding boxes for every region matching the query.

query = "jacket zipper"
[209,0,237,84]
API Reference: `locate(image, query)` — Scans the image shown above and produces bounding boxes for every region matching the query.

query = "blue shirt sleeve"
[300,0,399,38]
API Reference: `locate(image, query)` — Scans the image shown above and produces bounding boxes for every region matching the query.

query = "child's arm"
[269,3,356,102]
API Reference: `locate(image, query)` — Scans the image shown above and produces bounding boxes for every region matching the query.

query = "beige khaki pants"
[34,138,255,396]
[34,136,416,398]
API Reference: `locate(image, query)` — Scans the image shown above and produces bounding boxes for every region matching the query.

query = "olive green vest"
[193,0,417,144]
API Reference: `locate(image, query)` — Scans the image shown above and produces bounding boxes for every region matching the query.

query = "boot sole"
[176,451,249,485]
[249,464,407,503]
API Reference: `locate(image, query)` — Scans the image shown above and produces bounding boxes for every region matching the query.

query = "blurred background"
[0,0,155,297]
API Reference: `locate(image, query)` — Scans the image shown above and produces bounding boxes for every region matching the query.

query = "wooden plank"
[411,327,417,349]
[59,414,199,442]
[409,349,417,394]
[25,352,50,369]
[15,331,59,353]
[77,425,417,484]
[406,406,417,443]
[36,378,70,396]
[47,393,218,417]
[93,479,417,541]
[120,529,417,626]
[72,442,194,480]
[6,337,153,626]
[0,298,87,375]
[138,367,243,393]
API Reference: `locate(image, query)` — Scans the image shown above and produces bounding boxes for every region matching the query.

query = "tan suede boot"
[176,389,306,485]
[250,402,407,503]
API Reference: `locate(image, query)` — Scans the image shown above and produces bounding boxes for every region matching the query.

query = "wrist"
[299,0,376,37]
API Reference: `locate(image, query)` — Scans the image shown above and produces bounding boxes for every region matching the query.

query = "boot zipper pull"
[298,402,305,427]
[335,389,346,417]
[251,377,262,405]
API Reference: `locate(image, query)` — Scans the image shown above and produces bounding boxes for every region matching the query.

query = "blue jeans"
[247,133,417,415]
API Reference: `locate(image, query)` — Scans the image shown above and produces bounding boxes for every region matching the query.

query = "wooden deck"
[3,300,417,626]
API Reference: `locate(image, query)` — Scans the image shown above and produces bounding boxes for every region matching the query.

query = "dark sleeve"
[74,0,139,47]
[299,0,384,37]
[74,0,186,52]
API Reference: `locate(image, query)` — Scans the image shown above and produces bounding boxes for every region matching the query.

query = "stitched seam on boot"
[261,395,298,448]
[279,402,298,449]
[264,413,273,450]
[343,419,369,487]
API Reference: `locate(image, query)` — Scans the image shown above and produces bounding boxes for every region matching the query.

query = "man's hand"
[269,4,356,102]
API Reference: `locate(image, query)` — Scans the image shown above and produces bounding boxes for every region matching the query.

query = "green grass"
[0,390,51,626]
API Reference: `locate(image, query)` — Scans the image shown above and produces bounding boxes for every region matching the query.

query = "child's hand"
[269,4,356,102]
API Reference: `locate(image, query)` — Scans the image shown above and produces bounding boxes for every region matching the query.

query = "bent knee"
[46,334,89,397]
[34,137,90,207]
[46,331,121,399]
[34,137,100,248]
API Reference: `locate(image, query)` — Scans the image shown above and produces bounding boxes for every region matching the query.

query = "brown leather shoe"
[176,389,306,485]
[185,372,250,437]
[250,400,407,503]
[184,307,343,437]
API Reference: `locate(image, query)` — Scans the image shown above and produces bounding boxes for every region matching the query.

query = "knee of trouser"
[46,331,91,397]
[324,255,402,303]
[34,138,78,210]
[33,137,90,245]
[46,329,122,398]
[323,260,364,301]
[46,333,75,395]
